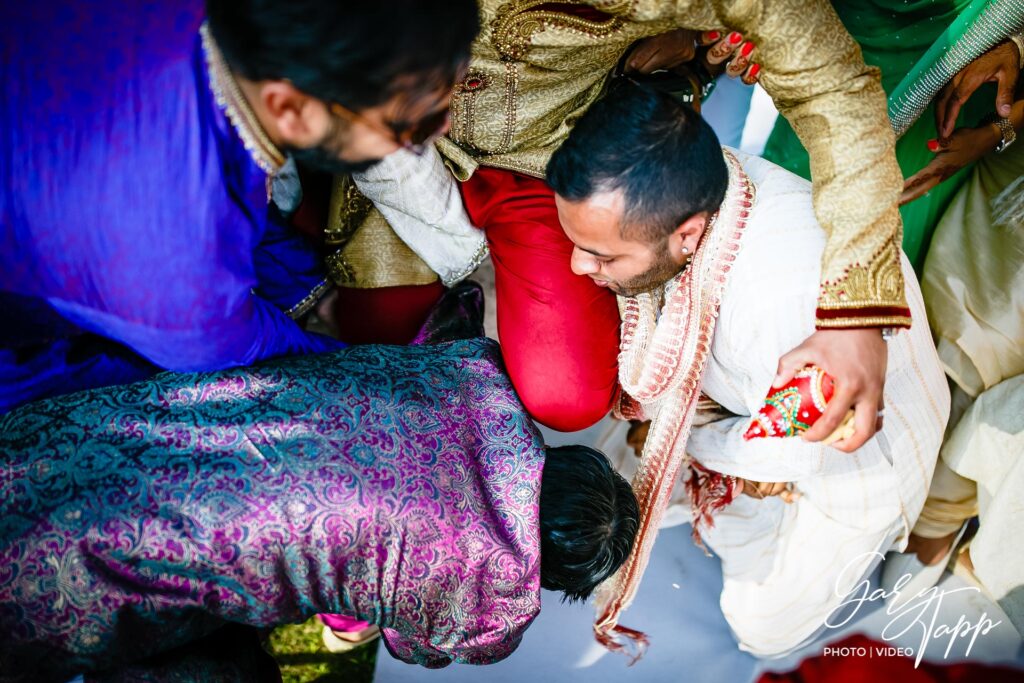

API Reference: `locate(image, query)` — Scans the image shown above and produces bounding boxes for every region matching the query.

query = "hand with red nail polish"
[741,62,761,85]
[902,124,1001,206]
[725,40,757,79]
[706,31,758,73]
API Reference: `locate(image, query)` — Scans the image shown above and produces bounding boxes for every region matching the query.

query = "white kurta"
[665,152,950,656]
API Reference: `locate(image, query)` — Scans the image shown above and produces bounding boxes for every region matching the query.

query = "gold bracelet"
[993,116,1017,153]
[1010,32,1024,70]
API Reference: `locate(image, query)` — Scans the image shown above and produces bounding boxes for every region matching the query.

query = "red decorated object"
[743,365,836,440]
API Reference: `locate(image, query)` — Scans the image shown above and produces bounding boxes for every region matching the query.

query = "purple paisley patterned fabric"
[0,338,543,682]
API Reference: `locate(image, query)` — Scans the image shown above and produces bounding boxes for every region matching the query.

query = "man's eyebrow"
[578,245,613,259]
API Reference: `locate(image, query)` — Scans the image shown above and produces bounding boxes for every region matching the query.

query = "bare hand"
[901,125,999,205]
[740,479,799,503]
[934,40,1020,139]
[625,29,761,85]
[773,328,888,452]
[624,28,700,74]
[626,419,651,457]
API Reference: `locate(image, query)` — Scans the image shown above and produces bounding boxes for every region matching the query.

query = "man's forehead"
[583,188,626,214]
[557,189,646,250]
[556,189,625,227]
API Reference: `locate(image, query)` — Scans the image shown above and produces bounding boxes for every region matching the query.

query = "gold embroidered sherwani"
[436,0,911,329]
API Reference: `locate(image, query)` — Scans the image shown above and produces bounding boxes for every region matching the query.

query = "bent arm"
[688,414,829,482]
[48,288,342,373]
[712,0,910,329]
[613,0,911,328]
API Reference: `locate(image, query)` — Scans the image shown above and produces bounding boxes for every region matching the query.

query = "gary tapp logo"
[823,551,1003,668]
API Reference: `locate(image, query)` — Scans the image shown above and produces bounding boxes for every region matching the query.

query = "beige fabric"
[910,141,1024,635]
[324,174,438,289]
[940,376,1024,635]
[440,0,906,327]
[922,142,1024,397]
[334,210,439,289]
[352,147,487,287]
[913,455,978,539]
[640,152,948,656]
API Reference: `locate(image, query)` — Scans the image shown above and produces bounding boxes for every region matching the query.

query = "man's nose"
[570,246,598,276]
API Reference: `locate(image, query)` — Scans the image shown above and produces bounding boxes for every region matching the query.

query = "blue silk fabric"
[0,2,341,413]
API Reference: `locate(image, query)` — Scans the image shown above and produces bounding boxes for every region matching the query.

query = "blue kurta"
[0,2,342,413]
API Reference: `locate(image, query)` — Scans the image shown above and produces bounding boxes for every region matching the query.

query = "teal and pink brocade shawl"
[0,338,543,681]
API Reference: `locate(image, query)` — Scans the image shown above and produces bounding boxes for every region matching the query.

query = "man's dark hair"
[206,0,479,112]
[539,445,639,603]
[546,80,729,242]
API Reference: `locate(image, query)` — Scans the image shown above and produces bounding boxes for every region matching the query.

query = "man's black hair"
[546,80,729,242]
[539,445,639,603]
[206,0,479,112]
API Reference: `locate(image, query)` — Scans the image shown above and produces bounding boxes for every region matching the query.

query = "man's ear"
[668,211,709,260]
[259,81,330,148]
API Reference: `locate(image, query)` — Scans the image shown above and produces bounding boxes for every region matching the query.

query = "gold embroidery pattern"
[490,0,626,62]
[498,62,520,155]
[450,71,490,152]
[200,23,285,177]
[817,235,911,328]
[338,212,439,289]
[324,176,437,289]
[447,0,669,166]
[325,176,373,248]
[816,313,914,329]
[325,175,374,285]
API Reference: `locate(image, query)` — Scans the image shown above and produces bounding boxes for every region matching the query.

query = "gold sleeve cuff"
[816,235,912,329]
[324,176,438,289]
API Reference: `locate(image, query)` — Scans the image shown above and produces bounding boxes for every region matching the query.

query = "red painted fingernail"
[707,30,721,41]
[748,64,761,78]
[927,139,939,152]
[729,32,743,44]
[741,41,754,57]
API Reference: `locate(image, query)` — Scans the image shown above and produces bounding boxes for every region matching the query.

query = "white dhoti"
[609,152,950,656]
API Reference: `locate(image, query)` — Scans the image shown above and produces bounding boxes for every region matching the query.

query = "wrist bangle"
[993,117,1017,153]
[1010,32,1024,70]
[880,327,899,342]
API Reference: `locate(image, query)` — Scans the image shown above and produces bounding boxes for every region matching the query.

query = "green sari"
[762,0,995,272]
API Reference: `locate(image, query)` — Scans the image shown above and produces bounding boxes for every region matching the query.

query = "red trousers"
[334,167,620,432]
[460,167,620,432]
[759,634,1022,683]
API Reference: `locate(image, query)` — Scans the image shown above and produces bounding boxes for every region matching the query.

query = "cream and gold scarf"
[594,150,755,660]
